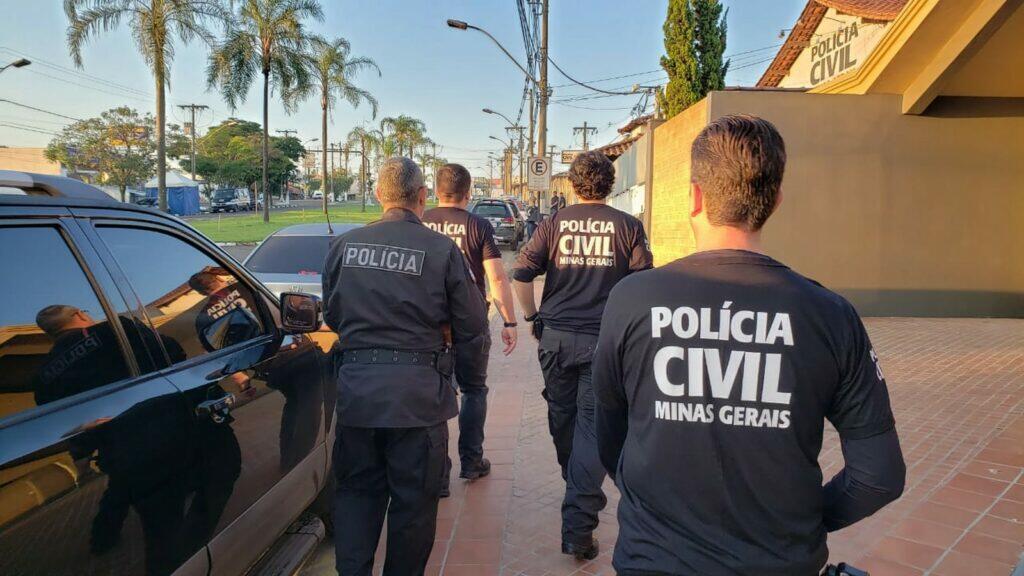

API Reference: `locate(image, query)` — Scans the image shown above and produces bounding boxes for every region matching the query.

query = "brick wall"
[649,98,708,265]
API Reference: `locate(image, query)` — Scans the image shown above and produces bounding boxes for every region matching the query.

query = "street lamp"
[482,108,517,128]
[0,58,31,75]
[446,19,539,87]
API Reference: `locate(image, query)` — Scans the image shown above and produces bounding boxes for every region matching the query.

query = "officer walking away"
[593,115,905,575]
[422,163,519,493]
[549,190,562,216]
[512,151,653,561]
[322,157,488,576]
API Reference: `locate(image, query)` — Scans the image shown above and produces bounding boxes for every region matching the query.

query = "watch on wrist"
[503,321,518,328]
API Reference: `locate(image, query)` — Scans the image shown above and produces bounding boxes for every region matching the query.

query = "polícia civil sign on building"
[808,21,862,85]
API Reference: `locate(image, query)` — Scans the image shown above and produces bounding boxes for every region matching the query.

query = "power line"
[0,46,152,98]
[0,98,83,122]
[0,122,60,136]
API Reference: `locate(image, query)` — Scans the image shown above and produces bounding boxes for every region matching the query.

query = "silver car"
[243,222,361,297]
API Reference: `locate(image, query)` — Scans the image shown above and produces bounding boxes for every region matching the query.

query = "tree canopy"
[657,0,730,118]
[191,118,304,194]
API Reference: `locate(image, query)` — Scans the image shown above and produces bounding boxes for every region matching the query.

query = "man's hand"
[501,325,518,355]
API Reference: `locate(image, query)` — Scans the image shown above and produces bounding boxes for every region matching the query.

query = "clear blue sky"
[0,0,803,175]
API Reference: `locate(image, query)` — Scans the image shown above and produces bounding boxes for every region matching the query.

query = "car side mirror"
[280,292,322,333]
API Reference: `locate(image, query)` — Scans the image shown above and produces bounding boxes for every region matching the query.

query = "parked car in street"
[311,191,324,200]
[134,196,158,208]
[0,170,337,576]
[470,198,525,251]
[244,223,361,298]
[210,188,261,213]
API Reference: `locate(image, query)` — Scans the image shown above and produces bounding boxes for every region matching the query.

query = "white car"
[311,191,324,200]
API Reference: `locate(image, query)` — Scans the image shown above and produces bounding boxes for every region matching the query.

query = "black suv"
[0,171,337,576]
[470,198,525,251]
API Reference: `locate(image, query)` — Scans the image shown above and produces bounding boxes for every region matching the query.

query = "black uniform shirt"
[593,250,897,576]
[422,206,502,298]
[513,203,653,335]
[322,208,488,427]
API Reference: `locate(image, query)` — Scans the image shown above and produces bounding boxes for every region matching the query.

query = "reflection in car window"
[97,227,266,361]
[245,235,332,275]
[0,227,131,421]
[473,203,511,218]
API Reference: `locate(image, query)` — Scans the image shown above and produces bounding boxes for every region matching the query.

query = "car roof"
[269,222,362,237]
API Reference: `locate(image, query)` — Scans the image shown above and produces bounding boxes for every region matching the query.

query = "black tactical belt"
[340,348,438,367]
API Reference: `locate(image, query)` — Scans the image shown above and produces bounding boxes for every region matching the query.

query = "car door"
[84,219,328,576]
[0,214,208,576]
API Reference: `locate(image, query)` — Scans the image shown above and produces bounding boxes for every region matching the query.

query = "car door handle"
[196,393,235,424]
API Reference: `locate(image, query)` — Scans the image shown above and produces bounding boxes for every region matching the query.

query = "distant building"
[0,147,64,175]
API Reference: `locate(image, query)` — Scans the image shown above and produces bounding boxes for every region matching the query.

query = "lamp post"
[447,16,548,162]
[0,58,31,75]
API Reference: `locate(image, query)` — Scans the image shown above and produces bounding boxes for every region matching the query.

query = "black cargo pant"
[334,423,447,576]
[456,333,492,468]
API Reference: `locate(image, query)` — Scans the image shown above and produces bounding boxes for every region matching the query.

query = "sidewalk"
[302,316,1024,576]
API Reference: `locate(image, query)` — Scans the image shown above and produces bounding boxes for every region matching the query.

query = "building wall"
[779,7,892,89]
[649,99,706,265]
[0,148,62,175]
[648,90,1024,317]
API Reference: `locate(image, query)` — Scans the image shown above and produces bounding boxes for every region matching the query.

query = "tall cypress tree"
[657,0,729,118]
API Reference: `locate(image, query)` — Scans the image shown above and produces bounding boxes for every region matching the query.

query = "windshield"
[473,203,510,218]
[246,235,331,275]
[213,190,236,201]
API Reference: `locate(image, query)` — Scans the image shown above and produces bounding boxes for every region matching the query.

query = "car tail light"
[502,217,513,223]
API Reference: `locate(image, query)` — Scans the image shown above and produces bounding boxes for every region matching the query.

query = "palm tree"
[65,0,225,212]
[346,126,378,213]
[207,0,323,223]
[380,114,425,157]
[294,36,379,214]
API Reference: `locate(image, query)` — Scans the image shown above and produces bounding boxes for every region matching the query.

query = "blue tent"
[144,172,201,215]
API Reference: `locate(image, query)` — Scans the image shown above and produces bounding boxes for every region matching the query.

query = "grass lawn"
[190,203,384,243]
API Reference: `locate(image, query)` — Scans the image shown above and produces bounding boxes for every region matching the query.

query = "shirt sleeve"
[593,284,630,479]
[446,243,488,345]
[826,303,897,439]
[477,218,502,261]
[822,429,906,531]
[629,222,654,273]
[512,217,553,282]
[322,239,342,331]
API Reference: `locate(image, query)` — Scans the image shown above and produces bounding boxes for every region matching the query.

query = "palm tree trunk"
[156,66,167,212]
[321,96,328,214]
[261,70,270,223]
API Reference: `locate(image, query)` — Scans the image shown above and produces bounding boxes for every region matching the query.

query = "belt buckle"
[392,351,399,363]
[371,349,378,363]
[412,352,419,365]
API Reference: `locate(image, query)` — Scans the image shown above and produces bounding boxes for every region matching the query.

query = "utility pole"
[537,0,549,160]
[178,104,208,182]
[431,141,438,196]
[507,126,526,199]
[573,121,598,151]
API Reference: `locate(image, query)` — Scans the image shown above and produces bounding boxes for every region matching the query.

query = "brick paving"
[301,316,1024,576]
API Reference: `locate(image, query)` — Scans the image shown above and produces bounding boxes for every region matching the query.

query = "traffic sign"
[527,156,551,191]
[561,150,583,164]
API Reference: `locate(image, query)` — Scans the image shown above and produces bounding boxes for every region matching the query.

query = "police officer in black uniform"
[322,157,488,576]
[593,115,906,575]
[512,151,653,560]
[422,163,519,493]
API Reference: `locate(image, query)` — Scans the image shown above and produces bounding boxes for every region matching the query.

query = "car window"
[0,226,132,421]
[508,203,522,218]
[96,227,267,363]
[473,203,510,218]
[246,235,331,275]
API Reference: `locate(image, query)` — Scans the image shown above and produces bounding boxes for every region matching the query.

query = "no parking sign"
[527,156,551,192]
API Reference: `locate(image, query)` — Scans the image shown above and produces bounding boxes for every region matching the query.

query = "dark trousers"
[537,328,607,543]
[457,333,491,468]
[334,424,447,576]
[537,328,596,476]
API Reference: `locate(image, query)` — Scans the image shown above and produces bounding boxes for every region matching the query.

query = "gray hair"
[377,157,424,205]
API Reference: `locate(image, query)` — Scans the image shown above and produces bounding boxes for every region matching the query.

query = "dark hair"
[691,114,786,231]
[188,271,219,294]
[436,163,472,202]
[568,151,615,200]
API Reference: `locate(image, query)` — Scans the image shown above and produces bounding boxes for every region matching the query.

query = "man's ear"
[374,186,383,205]
[418,186,428,207]
[690,182,704,218]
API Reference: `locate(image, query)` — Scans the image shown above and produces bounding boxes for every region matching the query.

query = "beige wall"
[779,8,892,89]
[649,99,706,265]
[0,148,62,175]
[649,90,1024,317]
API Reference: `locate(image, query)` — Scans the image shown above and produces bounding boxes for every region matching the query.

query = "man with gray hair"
[322,157,488,575]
